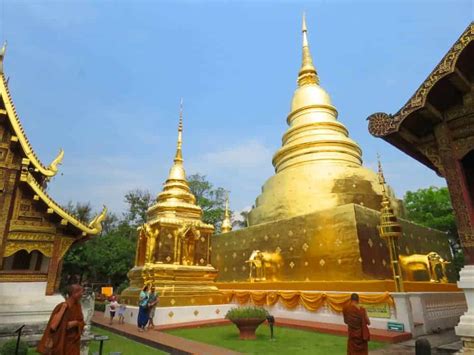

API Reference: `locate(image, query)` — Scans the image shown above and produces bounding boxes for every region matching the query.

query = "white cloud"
[195,139,272,170]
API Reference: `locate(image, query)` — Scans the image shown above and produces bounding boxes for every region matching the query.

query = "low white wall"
[105,304,234,326]
[106,291,467,337]
[0,282,64,326]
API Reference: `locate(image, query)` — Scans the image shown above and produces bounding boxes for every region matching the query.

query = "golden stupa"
[121,102,227,306]
[248,15,402,226]
[212,15,457,292]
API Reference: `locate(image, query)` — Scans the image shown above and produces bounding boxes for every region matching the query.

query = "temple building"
[367,22,473,352]
[121,103,227,307]
[0,44,106,335]
[212,16,458,291]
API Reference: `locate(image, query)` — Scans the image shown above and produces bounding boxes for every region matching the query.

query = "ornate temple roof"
[0,44,106,238]
[0,43,64,179]
[367,23,473,175]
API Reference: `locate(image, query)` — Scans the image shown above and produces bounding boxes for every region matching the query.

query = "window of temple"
[2,250,50,272]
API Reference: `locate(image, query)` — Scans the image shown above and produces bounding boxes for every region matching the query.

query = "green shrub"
[225,306,269,321]
[95,302,106,312]
[0,339,28,355]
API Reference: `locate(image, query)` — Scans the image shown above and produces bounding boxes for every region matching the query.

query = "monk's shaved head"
[350,293,359,302]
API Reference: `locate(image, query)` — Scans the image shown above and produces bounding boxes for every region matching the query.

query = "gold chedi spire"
[147,100,203,221]
[272,13,362,172]
[377,156,404,292]
[221,193,232,233]
[248,14,398,226]
[298,13,319,86]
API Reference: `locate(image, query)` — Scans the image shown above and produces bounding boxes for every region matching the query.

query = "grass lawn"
[89,327,167,355]
[29,326,167,355]
[166,324,387,354]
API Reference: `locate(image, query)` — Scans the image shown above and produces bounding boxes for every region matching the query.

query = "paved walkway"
[92,311,241,355]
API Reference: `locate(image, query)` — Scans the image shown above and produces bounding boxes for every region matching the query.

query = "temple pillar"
[46,236,61,296]
[434,123,474,264]
[435,123,474,351]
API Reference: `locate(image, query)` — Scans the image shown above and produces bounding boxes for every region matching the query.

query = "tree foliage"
[187,173,228,231]
[404,186,463,275]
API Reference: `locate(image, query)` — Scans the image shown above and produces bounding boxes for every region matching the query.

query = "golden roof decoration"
[367,22,473,138]
[20,169,107,236]
[0,45,64,178]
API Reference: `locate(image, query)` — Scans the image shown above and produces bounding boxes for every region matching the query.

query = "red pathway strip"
[92,311,241,355]
[275,318,412,343]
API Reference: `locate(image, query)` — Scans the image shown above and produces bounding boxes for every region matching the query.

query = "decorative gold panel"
[3,241,53,257]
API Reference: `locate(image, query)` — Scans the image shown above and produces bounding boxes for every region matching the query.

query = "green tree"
[404,186,463,275]
[187,173,227,232]
[123,189,153,227]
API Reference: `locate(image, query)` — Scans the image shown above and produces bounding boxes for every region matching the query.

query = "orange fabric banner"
[226,290,393,313]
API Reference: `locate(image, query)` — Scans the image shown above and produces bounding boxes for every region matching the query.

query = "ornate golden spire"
[221,192,232,233]
[0,41,7,74]
[148,100,203,221]
[377,155,404,292]
[167,98,186,181]
[298,13,319,87]
[175,98,184,162]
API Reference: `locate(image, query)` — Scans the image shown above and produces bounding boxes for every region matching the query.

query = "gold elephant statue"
[246,250,282,282]
[399,251,450,283]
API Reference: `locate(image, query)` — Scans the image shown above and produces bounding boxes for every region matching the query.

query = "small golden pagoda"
[221,194,232,234]
[121,102,227,306]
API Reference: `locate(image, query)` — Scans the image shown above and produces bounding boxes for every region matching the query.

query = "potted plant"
[225,306,269,340]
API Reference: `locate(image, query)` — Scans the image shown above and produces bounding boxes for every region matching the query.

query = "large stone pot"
[231,318,266,340]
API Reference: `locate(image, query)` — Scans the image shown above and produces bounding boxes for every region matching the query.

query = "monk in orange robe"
[37,284,85,355]
[343,293,371,355]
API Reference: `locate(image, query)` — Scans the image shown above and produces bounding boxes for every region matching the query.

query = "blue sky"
[1,1,471,216]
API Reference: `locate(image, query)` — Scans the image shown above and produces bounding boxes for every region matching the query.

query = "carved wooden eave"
[367,23,474,175]
[20,170,107,237]
[0,71,64,179]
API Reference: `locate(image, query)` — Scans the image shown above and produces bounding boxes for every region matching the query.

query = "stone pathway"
[92,311,241,355]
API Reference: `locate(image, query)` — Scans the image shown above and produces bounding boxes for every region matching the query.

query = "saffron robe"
[343,304,370,355]
[37,302,85,355]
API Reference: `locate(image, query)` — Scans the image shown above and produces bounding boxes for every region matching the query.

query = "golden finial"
[175,98,184,162]
[377,153,390,206]
[221,192,232,233]
[0,41,7,74]
[298,13,319,87]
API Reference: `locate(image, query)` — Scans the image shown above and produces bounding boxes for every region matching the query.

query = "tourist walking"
[147,287,159,329]
[137,285,150,332]
[118,301,127,325]
[37,284,86,355]
[109,295,119,325]
[343,293,371,355]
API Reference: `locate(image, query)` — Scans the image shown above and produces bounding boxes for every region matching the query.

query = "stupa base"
[121,263,230,306]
